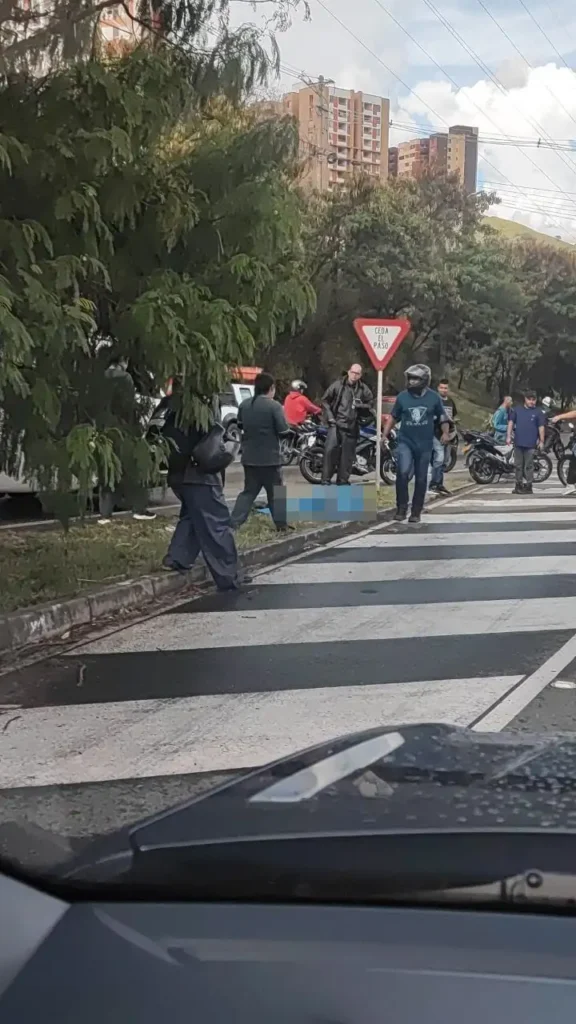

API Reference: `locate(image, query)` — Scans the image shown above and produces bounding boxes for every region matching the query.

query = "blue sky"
[233,0,576,240]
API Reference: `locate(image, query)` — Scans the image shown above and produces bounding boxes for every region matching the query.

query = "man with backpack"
[157,385,245,591]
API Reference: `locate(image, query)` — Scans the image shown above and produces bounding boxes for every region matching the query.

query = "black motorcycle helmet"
[405,364,431,395]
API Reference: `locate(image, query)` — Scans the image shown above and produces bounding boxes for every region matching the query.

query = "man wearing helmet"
[383,364,450,523]
[283,380,322,426]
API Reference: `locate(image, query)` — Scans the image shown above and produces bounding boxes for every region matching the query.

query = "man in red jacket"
[283,380,321,426]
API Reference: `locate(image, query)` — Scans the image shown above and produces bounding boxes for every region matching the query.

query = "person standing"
[321,363,373,485]
[430,378,458,496]
[98,356,157,523]
[383,364,449,524]
[283,380,321,426]
[506,391,546,494]
[231,372,290,531]
[550,406,576,496]
[491,396,513,443]
[161,391,244,591]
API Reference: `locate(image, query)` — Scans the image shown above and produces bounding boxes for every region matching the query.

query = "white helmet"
[291,379,307,393]
[542,396,552,408]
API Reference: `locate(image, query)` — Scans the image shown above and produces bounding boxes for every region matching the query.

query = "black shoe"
[512,486,523,494]
[524,485,533,494]
[393,507,407,522]
[435,485,451,496]
[161,556,190,573]
[429,484,440,493]
[408,512,422,524]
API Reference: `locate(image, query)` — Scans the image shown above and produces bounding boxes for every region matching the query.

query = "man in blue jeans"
[383,364,449,524]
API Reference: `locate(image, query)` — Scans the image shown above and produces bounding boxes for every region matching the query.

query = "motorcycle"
[298,424,396,485]
[556,424,576,486]
[462,429,552,485]
[279,420,318,466]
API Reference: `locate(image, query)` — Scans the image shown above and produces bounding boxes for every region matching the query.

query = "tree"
[0,40,313,520]
[266,173,496,393]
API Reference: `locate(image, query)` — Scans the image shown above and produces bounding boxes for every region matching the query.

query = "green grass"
[0,485,398,615]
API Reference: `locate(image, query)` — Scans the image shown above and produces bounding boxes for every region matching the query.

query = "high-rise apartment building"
[388,125,478,193]
[279,81,390,191]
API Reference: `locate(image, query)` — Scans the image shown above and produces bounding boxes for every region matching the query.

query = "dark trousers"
[99,481,149,517]
[231,465,286,530]
[322,425,357,484]
[167,481,240,590]
[396,441,432,514]
[514,447,535,486]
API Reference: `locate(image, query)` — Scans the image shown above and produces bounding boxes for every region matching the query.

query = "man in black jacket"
[321,364,373,485]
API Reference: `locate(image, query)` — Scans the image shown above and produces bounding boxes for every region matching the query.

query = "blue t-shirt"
[391,388,447,448]
[510,405,546,449]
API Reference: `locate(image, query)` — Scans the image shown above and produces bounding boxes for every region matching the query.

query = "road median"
[0,479,477,654]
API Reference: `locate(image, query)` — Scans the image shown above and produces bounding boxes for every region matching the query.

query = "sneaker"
[97,517,112,525]
[393,507,407,522]
[408,512,421,524]
[435,485,451,496]
[428,484,440,493]
[563,486,576,497]
[133,510,157,521]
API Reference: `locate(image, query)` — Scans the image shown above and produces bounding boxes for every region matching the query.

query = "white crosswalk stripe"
[2,486,576,818]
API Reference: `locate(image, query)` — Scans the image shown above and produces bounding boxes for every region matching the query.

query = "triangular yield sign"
[353,318,411,371]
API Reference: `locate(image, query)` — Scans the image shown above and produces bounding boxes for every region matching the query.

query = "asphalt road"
[1,474,575,869]
[0,459,470,530]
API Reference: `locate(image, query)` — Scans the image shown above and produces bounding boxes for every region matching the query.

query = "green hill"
[484,216,573,250]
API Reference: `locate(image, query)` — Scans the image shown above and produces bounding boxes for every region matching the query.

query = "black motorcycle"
[556,424,576,485]
[462,429,552,485]
[299,424,396,485]
[279,420,318,467]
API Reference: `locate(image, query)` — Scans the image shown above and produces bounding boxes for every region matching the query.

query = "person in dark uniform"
[321,363,373,485]
[231,372,290,531]
[159,390,244,591]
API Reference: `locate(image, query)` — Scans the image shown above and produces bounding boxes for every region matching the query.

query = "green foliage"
[0,37,312,521]
[268,173,576,405]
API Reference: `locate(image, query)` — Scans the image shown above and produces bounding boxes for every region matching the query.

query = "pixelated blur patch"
[277,484,377,523]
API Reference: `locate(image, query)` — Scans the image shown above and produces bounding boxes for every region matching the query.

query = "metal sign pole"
[375,369,383,495]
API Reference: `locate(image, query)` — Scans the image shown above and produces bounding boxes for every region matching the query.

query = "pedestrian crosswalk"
[2,483,576,832]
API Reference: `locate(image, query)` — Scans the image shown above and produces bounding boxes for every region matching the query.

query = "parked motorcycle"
[462,429,552,485]
[298,424,395,485]
[279,420,318,467]
[556,424,576,485]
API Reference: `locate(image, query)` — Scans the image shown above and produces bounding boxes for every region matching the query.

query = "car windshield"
[1,0,576,899]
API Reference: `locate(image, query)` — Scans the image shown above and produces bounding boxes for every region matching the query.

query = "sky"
[232,0,576,242]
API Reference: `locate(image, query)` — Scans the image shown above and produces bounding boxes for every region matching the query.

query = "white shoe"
[97,517,112,525]
[563,486,576,497]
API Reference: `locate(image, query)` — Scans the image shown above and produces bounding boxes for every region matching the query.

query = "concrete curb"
[0,481,478,654]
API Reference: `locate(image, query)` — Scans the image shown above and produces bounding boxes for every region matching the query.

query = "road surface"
[1,477,576,864]
[0,460,471,529]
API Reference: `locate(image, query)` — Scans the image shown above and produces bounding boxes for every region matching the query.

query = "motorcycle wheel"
[558,455,571,486]
[299,447,324,484]
[445,445,458,473]
[280,437,295,467]
[469,456,496,485]
[533,451,552,483]
[380,454,396,486]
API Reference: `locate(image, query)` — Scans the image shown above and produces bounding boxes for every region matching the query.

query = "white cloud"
[230,0,576,240]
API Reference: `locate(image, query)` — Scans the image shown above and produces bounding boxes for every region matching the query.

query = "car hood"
[62,722,576,887]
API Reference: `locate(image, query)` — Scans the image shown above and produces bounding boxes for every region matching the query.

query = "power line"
[515,0,574,72]
[311,0,576,240]
[473,0,576,135]
[420,0,576,201]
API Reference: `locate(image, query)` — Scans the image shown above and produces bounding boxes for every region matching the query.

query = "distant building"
[264,81,390,191]
[389,125,478,193]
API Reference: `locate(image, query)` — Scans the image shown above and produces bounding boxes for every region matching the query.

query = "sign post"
[353,318,411,493]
